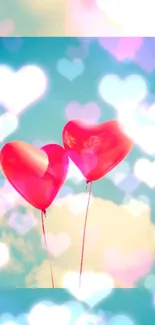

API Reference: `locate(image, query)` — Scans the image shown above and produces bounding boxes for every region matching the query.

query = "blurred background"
[1,0,155,36]
[0,289,155,325]
[1,37,155,321]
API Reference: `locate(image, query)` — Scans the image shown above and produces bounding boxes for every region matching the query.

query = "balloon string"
[41,210,55,288]
[79,181,92,287]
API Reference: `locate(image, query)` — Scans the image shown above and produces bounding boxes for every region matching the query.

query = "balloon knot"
[86,179,92,184]
[42,209,46,216]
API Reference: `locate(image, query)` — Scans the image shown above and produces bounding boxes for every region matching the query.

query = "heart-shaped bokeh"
[99,74,147,110]
[63,271,114,307]
[118,103,155,155]
[0,65,47,115]
[57,58,84,81]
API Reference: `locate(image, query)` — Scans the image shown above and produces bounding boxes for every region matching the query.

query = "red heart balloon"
[62,119,133,183]
[0,141,69,210]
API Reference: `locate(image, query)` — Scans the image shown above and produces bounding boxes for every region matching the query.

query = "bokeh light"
[63,271,114,307]
[0,295,154,324]
[0,242,10,268]
[0,65,48,115]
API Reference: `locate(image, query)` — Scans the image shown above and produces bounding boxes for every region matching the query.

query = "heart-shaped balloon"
[0,141,69,210]
[62,119,133,183]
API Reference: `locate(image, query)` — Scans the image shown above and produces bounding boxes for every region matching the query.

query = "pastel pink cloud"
[103,248,153,286]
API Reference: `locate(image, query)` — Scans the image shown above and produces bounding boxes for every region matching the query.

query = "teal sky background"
[0,289,154,324]
[0,37,155,324]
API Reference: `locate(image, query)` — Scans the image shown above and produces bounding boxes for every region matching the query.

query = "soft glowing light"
[63,271,114,307]
[67,159,85,183]
[97,0,155,35]
[28,303,54,325]
[0,242,10,267]
[134,158,155,188]
[108,314,135,325]
[68,193,93,215]
[0,65,48,115]
[54,193,94,215]
[122,197,150,216]
[98,74,147,110]
[117,104,155,155]
[28,303,71,325]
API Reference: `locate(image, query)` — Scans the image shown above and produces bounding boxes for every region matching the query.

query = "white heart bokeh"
[98,74,147,110]
[117,103,155,155]
[27,300,89,325]
[63,272,114,307]
[0,65,47,115]
[134,158,155,188]
[0,303,93,325]
[98,74,155,155]
[28,302,71,325]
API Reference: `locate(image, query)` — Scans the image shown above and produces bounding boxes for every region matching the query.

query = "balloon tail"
[79,181,92,287]
[41,210,55,288]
